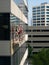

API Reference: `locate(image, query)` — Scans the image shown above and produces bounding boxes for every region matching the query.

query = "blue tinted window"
[33,10,36,12]
[37,13,40,14]
[46,18,49,20]
[41,6,45,8]
[46,12,49,14]
[37,7,40,9]
[41,12,45,14]
[37,16,40,17]
[37,10,40,12]
[46,15,49,17]
[37,18,40,20]
[33,8,36,9]
[46,6,49,8]
[33,13,36,15]
[33,16,36,18]
[33,17,36,19]
[33,21,36,23]
[33,24,36,26]
[46,21,49,22]
[33,18,36,20]
[41,15,45,17]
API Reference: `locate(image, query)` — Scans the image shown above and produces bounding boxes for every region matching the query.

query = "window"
[41,6,45,8]
[41,9,45,11]
[46,6,49,8]
[46,9,49,11]
[41,12,45,14]
[41,15,45,17]
[27,41,31,43]
[46,12,49,14]
[37,13,40,14]
[46,21,49,22]
[33,8,36,10]
[46,15,49,17]
[25,30,28,32]
[0,56,11,65]
[37,7,40,9]
[28,35,31,37]
[28,30,31,32]
[37,24,40,26]
[37,16,40,17]
[37,18,40,20]
[33,16,36,18]
[33,46,49,48]
[41,21,45,22]
[33,41,49,43]
[37,10,40,12]
[37,21,40,23]
[33,18,36,20]
[47,24,49,25]
[33,21,36,24]
[33,29,40,32]
[33,10,36,12]
[0,13,10,40]
[41,29,49,32]
[33,13,36,15]
[33,35,49,37]
[41,24,45,26]
[33,24,36,26]
[41,18,45,20]
[46,18,49,20]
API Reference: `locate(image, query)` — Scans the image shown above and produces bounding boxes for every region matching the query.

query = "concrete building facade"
[14,0,28,18]
[32,3,49,26]
[0,0,28,65]
[27,26,49,53]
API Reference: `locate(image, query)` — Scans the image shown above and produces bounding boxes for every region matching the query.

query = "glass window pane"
[0,13,10,40]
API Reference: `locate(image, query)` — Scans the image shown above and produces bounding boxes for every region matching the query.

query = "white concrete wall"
[11,0,28,24]
[20,48,28,65]
[23,0,28,7]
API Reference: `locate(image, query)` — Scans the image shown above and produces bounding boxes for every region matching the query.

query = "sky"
[28,0,49,26]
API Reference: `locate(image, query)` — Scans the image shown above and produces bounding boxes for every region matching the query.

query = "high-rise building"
[14,0,28,18]
[0,0,28,65]
[32,2,49,26]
